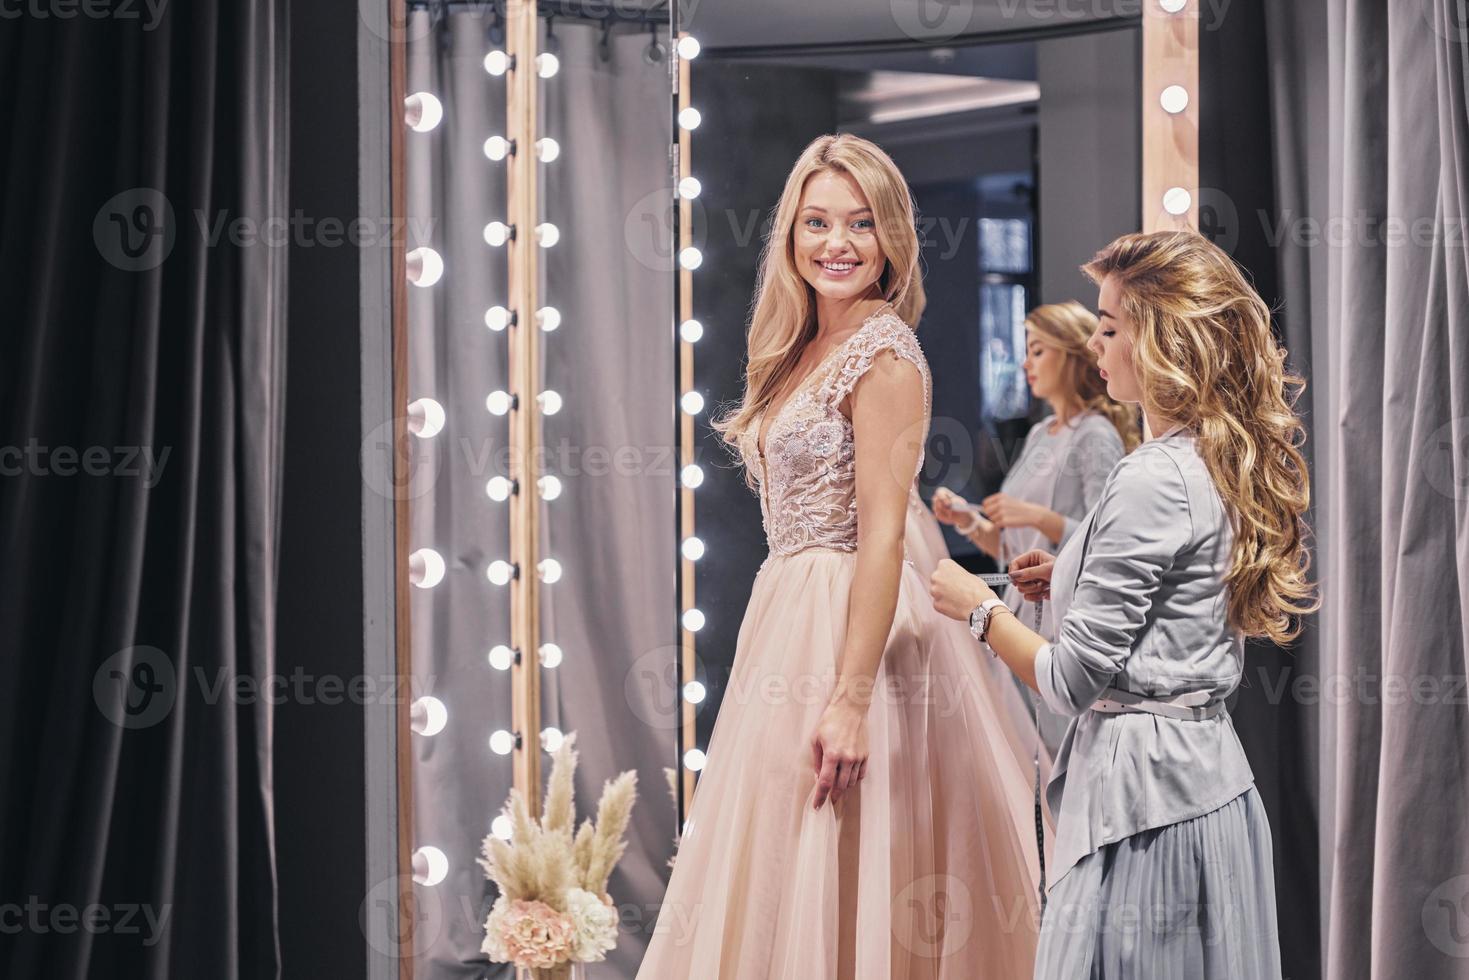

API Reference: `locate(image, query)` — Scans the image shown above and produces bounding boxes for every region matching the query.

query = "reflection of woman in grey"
[930,301,1137,752]
[930,231,1317,977]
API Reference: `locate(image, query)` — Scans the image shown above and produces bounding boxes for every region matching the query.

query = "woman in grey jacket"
[930,300,1138,754]
[930,230,1317,978]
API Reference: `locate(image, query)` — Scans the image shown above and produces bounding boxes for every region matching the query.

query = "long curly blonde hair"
[1025,300,1141,452]
[711,134,925,449]
[1082,230,1318,644]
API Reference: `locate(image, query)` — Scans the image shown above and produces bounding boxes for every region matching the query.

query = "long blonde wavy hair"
[1083,230,1318,644]
[1025,301,1141,452]
[711,134,925,448]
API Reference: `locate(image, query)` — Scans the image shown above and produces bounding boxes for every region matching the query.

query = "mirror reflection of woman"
[930,230,1317,977]
[638,134,1044,978]
[929,301,1139,753]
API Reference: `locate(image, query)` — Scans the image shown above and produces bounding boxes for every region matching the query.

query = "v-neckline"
[754,307,890,462]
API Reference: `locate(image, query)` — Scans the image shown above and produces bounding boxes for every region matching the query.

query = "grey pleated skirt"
[1034,786,1281,979]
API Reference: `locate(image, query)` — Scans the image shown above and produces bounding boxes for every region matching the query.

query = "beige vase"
[516,964,585,980]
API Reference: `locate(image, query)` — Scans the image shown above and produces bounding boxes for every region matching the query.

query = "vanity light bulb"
[679,247,703,270]
[406,246,444,287]
[681,391,705,415]
[676,36,701,60]
[406,397,445,438]
[410,696,448,737]
[485,476,513,501]
[1162,186,1192,216]
[679,319,704,343]
[488,644,515,670]
[411,846,449,886]
[677,107,702,131]
[680,464,704,488]
[484,50,511,76]
[489,729,516,755]
[1159,85,1189,114]
[485,306,513,332]
[404,93,444,133]
[484,135,512,161]
[485,390,514,415]
[408,548,446,589]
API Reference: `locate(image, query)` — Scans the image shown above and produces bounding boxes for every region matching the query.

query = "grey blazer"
[1033,428,1256,887]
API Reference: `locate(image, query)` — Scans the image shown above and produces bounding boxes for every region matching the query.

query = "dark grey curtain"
[1257,0,1469,975]
[0,2,288,978]
[405,13,674,979]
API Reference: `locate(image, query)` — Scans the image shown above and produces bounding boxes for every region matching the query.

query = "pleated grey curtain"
[1264,0,1469,974]
[0,1,288,977]
[405,12,675,979]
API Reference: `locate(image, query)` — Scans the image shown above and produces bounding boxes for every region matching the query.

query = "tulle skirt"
[636,547,1049,979]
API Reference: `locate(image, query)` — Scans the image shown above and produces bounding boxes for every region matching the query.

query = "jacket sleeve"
[1035,447,1193,715]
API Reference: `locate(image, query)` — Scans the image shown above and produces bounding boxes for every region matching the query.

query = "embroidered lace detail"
[736,311,932,558]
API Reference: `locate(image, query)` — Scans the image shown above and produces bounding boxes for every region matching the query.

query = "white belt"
[1091,686,1224,721]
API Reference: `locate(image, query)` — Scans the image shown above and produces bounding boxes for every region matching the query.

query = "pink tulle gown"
[636,311,1050,980]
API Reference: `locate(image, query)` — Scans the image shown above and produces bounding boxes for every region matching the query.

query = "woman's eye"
[853,219,874,230]
[1102,329,1116,338]
[805,218,825,230]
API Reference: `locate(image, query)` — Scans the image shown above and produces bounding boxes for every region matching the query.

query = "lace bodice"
[736,311,932,557]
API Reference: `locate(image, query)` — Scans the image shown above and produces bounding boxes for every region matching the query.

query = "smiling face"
[793,169,887,303]
[1022,328,1066,400]
[1088,274,1144,403]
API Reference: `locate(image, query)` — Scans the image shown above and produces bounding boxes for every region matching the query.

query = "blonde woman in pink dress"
[636,134,1044,979]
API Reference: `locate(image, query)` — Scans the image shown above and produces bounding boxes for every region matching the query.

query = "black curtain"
[0,2,288,977]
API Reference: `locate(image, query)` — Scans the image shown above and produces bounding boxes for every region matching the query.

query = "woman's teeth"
[819,260,858,275]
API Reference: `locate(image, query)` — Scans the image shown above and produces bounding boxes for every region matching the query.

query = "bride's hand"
[1008,548,1055,601]
[930,487,971,527]
[810,699,868,810]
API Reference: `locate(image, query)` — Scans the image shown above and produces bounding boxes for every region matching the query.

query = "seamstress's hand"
[980,492,1039,530]
[929,558,994,621]
[1008,549,1055,601]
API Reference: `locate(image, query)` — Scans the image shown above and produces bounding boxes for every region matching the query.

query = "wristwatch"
[968,598,1013,644]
